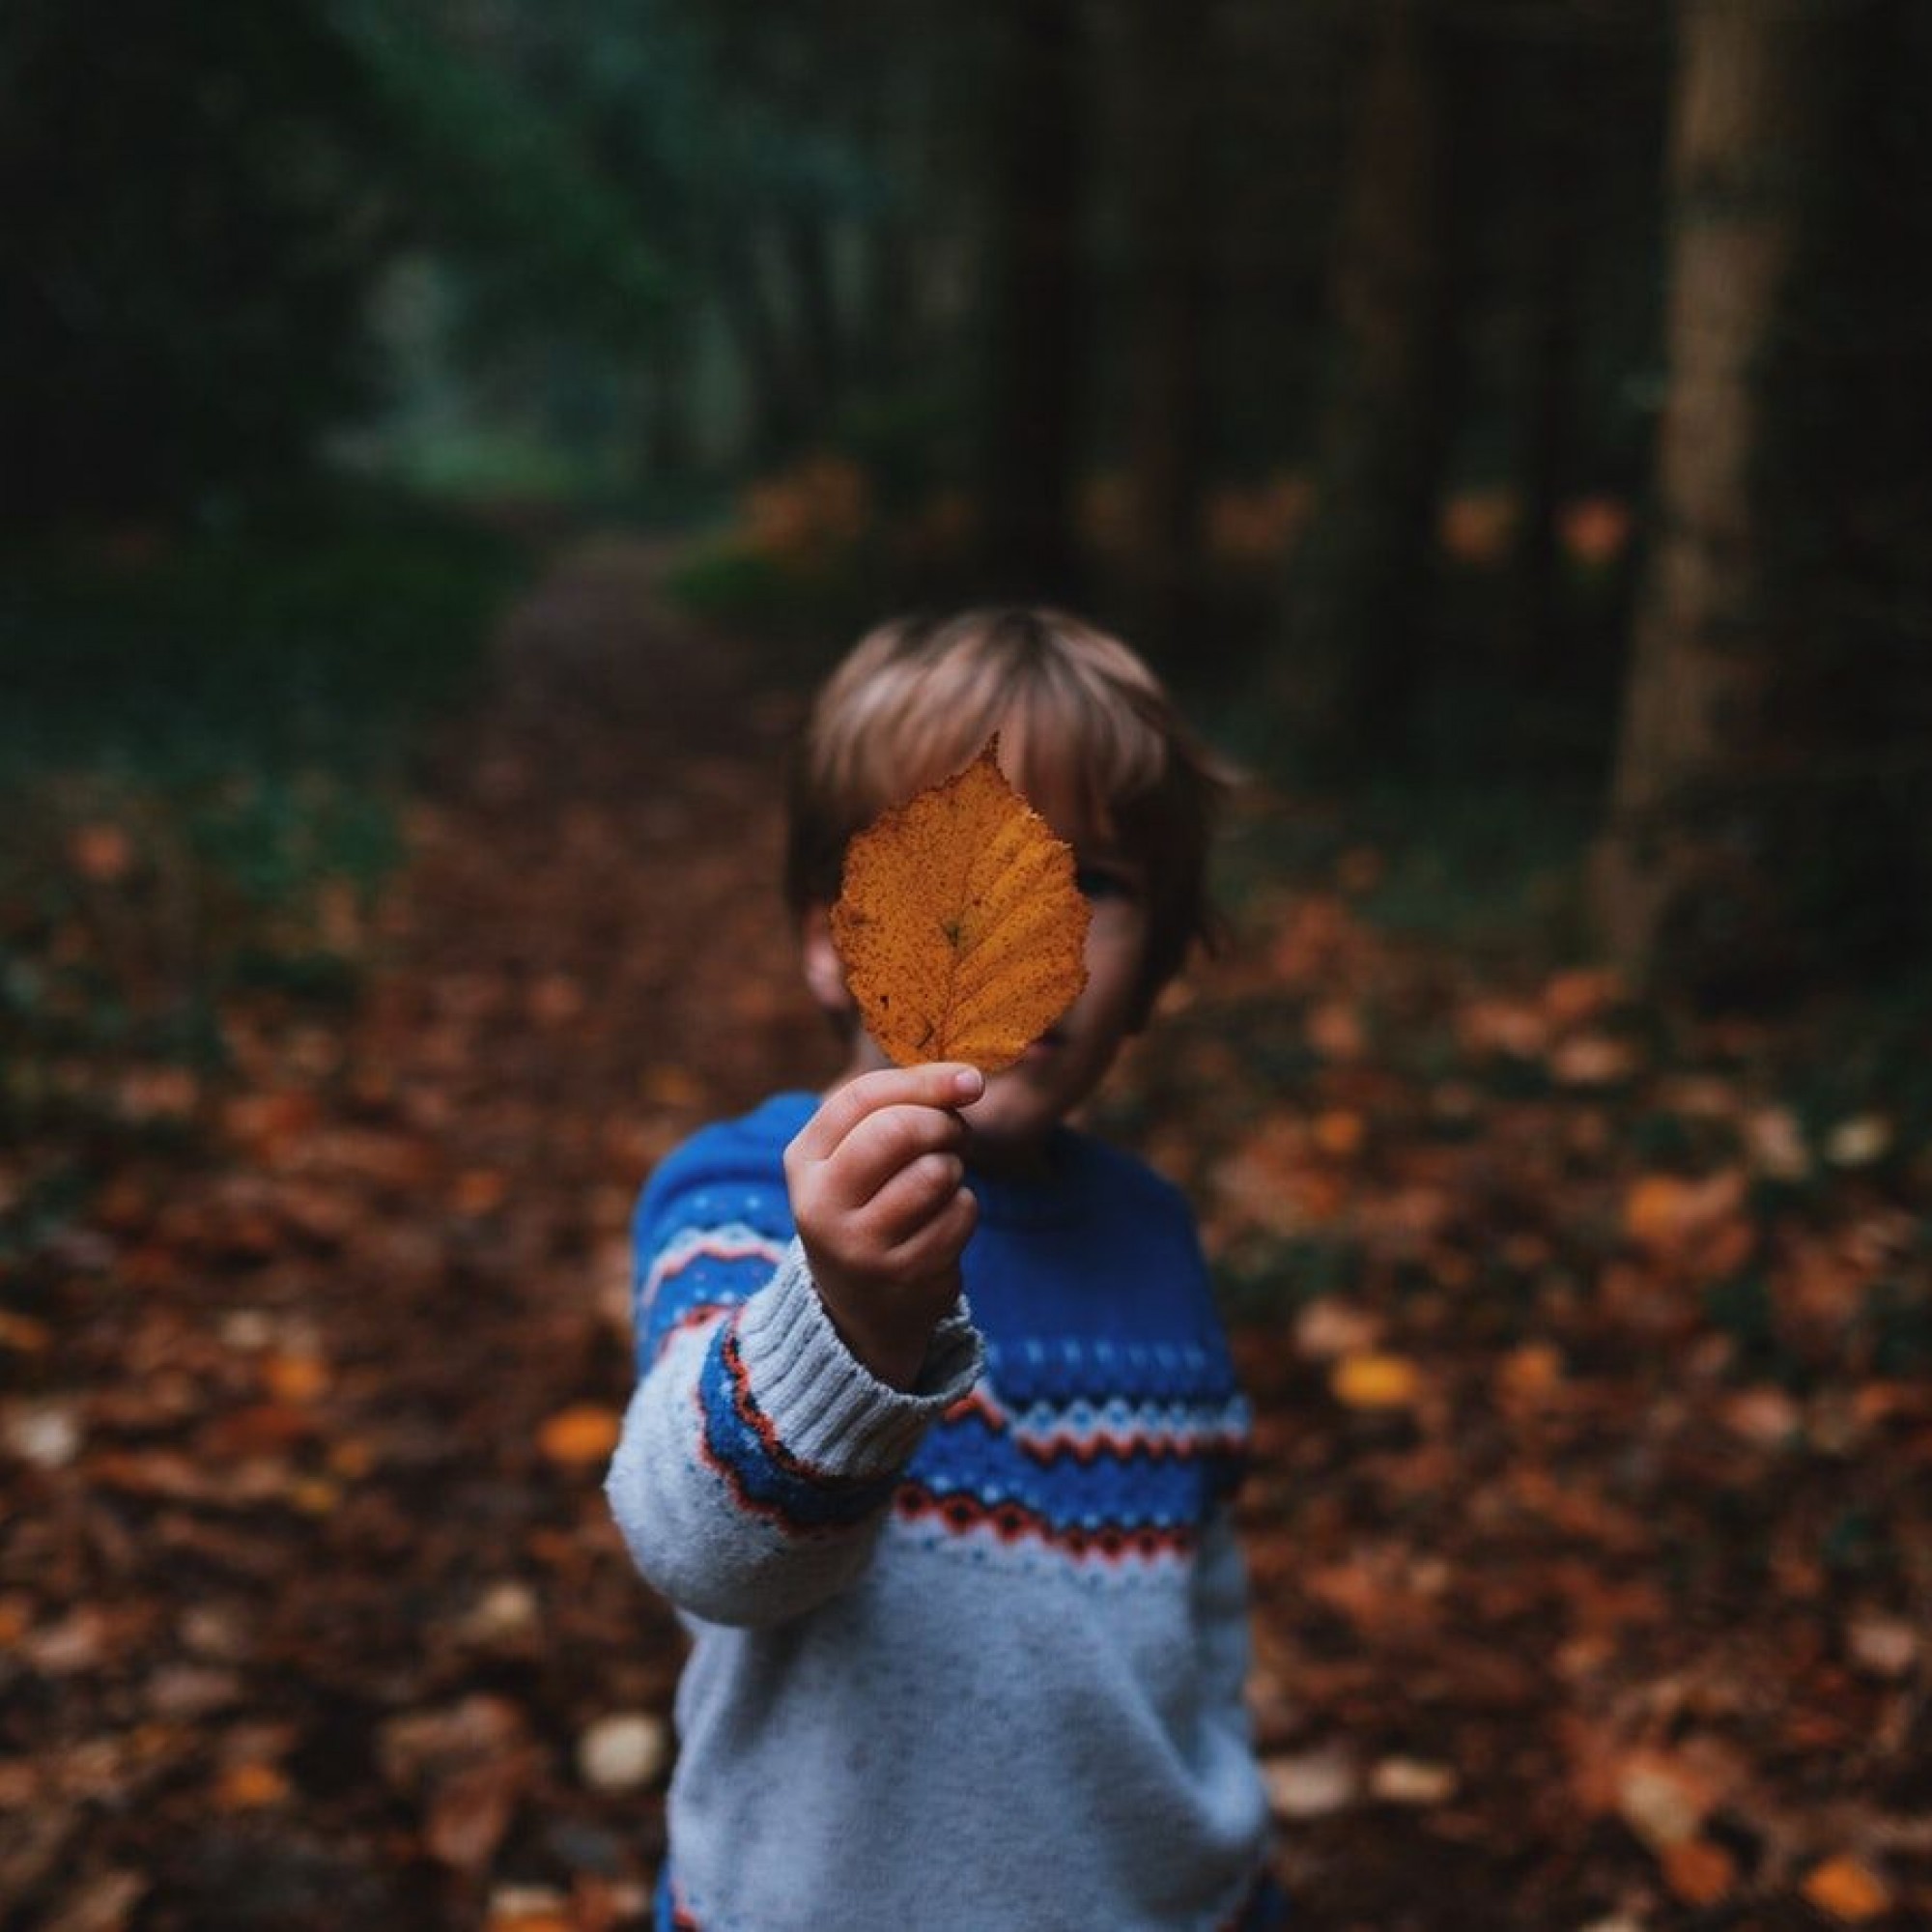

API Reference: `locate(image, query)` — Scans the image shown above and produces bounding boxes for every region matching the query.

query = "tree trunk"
[979,0,1086,602]
[1590,0,1824,992]
[781,205,844,416]
[1122,0,1215,672]
[713,225,809,461]
[1276,0,1463,774]
[1501,71,1584,689]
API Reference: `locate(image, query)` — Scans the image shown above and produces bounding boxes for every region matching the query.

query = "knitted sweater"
[606,1093,1278,1932]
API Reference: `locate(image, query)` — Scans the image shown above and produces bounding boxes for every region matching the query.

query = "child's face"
[805,766,1151,1176]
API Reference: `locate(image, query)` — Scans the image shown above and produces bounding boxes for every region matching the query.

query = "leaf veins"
[830,738,1091,1072]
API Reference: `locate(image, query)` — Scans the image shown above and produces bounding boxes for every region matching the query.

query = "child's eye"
[1075,864,1138,903]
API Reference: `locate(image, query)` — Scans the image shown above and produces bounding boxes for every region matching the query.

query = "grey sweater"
[606,1094,1279,1931]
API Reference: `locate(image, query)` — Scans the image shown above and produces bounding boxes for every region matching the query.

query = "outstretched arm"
[607,1066,985,1627]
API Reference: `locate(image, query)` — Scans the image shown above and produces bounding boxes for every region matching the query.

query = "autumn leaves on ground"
[6,536,1929,1931]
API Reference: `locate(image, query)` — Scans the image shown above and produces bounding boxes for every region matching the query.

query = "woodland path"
[8,536,1928,1932]
[6,536,846,1930]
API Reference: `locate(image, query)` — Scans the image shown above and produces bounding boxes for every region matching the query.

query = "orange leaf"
[831,738,1090,1072]
[1495,1342,1565,1406]
[1662,1837,1736,1907]
[1802,1856,1891,1922]
[537,1404,621,1467]
[1331,1352,1421,1410]
[486,1911,574,1932]
[70,822,135,883]
[216,1761,291,1810]
[260,1351,329,1405]
[1311,1110,1367,1159]
[0,1311,52,1355]
[1615,1167,1754,1260]
[453,1169,511,1215]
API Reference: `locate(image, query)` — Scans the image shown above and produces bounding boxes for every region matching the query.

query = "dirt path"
[4,536,841,1930]
[10,538,1931,1931]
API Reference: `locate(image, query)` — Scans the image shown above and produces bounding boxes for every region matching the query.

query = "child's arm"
[606,1065,984,1628]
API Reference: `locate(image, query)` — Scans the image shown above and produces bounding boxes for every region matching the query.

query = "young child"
[607,608,1283,1931]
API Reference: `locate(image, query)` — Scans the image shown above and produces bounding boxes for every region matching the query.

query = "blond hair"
[785,608,1233,1015]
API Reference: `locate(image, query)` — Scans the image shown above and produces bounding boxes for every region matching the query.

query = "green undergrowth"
[0,495,534,1252]
[661,532,905,687]
[1,496,531,777]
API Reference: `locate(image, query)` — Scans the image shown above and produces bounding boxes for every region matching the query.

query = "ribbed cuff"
[734,1240,983,1480]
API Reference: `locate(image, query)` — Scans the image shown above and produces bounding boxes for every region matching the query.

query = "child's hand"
[784,1064,984,1390]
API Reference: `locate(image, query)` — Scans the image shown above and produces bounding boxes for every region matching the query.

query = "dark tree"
[1121,0,1218,670]
[978,0,1089,602]
[1274,0,1467,773]
[1591,0,1833,994]
[0,0,402,523]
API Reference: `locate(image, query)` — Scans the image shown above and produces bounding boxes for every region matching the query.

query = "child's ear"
[799,904,855,1018]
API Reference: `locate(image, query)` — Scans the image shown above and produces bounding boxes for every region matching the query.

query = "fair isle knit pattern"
[696,1307,901,1534]
[607,1093,1281,1932]
[639,1223,787,1331]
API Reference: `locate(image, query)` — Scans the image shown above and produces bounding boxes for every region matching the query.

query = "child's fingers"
[856,1148,971,1253]
[822,1100,969,1208]
[786,1103,965,1249]
[876,1176,979,1284]
[788,1064,984,1166]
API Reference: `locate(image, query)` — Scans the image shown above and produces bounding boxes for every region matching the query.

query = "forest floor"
[4,534,1930,1932]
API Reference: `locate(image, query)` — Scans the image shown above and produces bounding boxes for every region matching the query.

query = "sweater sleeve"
[608,1153,982,1626]
[1194,1500,1261,1725]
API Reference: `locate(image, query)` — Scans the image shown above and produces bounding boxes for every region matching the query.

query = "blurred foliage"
[1,0,402,523]
[1,500,525,778]
[0,0,672,525]
[0,498,531,1209]
[2,0,1928,1000]
[7,534,1930,1922]
[333,0,670,350]
[1752,0,1932,986]
[4,13,1931,1911]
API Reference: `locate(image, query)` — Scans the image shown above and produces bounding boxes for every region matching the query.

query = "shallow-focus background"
[4,3,1930,1927]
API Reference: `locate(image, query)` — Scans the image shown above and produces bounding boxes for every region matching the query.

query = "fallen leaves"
[831,738,1089,1071]
[1622,1168,1752,1264]
[1264,1746,1461,1822]
[1661,1834,1738,1906]
[380,1694,537,1876]
[1612,1749,1720,1852]
[1844,1614,1919,1680]
[11,539,1932,1930]
[1108,848,1932,1925]
[258,1350,329,1406]
[1367,1757,1459,1806]
[1493,1341,1566,1408]
[575,1712,671,1794]
[213,1760,293,1812]
[68,822,137,885]
[1264,1744,1360,1819]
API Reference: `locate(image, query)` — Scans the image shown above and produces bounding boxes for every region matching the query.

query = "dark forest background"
[8,0,1931,1001]
[6,7,1932,1926]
